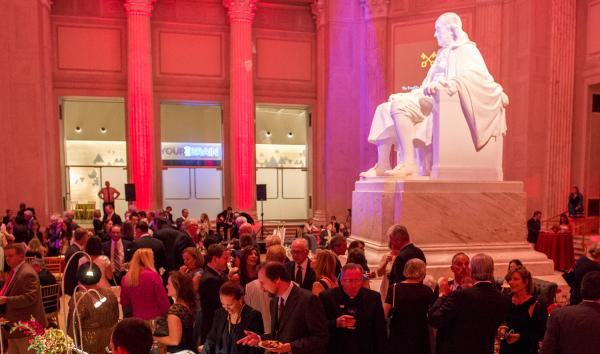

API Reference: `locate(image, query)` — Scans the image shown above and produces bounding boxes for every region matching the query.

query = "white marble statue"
[360,12,509,177]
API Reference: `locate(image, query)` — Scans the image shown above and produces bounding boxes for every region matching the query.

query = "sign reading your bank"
[161,142,222,167]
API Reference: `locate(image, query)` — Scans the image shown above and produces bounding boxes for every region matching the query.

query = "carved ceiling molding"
[223,0,258,22]
[124,0,156,16]
[360,0,390,20]
[311,0,326,29]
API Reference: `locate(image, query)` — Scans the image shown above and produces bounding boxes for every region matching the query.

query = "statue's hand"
[423,82,441,96]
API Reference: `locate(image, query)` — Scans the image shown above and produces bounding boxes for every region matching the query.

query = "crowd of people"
[1,202,600,354]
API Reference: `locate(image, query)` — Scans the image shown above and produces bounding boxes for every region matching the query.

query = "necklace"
[227,304,245,334]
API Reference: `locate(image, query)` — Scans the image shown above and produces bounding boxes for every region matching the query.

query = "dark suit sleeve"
[247,310,265,354]
[7,271,40,310]
[539,311,559,354]
[157,241,166,270]
[372,295,387,354]
[290,294,329,354]
[428,292,461,329]
[203,310,223,354]
[318,291,339,334]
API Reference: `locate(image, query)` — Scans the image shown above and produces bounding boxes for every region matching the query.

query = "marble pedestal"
[351,178,555,279]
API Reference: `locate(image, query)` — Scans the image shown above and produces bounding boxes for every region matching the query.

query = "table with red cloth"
[535,231,575,271]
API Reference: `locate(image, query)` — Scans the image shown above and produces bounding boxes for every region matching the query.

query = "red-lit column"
[223,0,258,211]
[124,0,156,210]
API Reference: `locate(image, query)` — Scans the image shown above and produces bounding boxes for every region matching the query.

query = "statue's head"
[434,12,466,48]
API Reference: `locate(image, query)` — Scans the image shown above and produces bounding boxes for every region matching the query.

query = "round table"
[535,231,575,271]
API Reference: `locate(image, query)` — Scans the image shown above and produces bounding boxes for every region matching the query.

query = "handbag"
[153,315,169,337]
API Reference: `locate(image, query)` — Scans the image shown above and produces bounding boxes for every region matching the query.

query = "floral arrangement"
[10,317,74,354]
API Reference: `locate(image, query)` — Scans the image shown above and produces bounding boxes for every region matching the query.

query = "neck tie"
[0,269,15,296]
[112,242,122,273]
[277,297,285,327]
[295,264,303,285]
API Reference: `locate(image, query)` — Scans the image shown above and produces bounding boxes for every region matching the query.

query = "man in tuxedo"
[175,208,189,230]
[154,216,184,273]
[121,212,139,241]
[429,253,510,354]
[173,219,197,270]
[387,224,426,285]
[286,238,316,290]
[103,204,122,226]
[0,244,47,353]
[103,224,134,285]
[238,262,328,354]
[319,263,386,354]
[540,270,600,354]
[216,207,234,238]
[198,244,230,343]
[64,227,90,296]
[132,221,166,272]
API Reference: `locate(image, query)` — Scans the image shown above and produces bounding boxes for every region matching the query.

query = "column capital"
[311,0,327,29]
[124,0,156,16]
[223,0,258,22]
[359,0,390,20]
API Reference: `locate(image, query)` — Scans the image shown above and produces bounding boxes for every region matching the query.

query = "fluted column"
[311,0,328,225]
[475,0,503,77]
[544,0,576,217]
[223,0,258,212]
[124,0,156,210]
[359,0,389,170]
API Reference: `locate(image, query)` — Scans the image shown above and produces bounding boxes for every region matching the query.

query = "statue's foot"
[359,164,388,177]
[384,164,418,177]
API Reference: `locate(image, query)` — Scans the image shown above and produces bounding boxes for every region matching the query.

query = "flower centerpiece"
[9,317,74,354]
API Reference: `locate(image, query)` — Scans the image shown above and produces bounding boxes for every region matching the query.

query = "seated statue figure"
[361,12,508,177]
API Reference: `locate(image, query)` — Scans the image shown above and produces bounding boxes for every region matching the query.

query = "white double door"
[256,167,307,220]
[162,168,223,219]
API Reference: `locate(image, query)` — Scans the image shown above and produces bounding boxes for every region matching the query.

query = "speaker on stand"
[257,184,267,239]
[124,183,136,203]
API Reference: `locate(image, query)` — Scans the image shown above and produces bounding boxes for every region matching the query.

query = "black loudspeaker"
[588,199,599,217]
[256,184,267,201]
[124,183,136,202]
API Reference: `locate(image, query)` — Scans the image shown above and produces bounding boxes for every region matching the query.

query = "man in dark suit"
[198,244,230,343]
[238,262,328,354]
[173,219,197,270]
[319,263,386,354]
[286,238,316,290]
[120,212,139,241]
[0,244,47,352]
[154,216,184,272]
[330,235,348,277]
[429,253,510,354]
[64,227,90,296]
[527,211,542,245]
[540,270,600,354]
[102,204,122,226]
[387,224,426,285]
[103,224,134,285]
[132,221,166,271]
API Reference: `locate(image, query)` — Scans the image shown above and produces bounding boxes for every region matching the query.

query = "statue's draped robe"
[367,38,507,151]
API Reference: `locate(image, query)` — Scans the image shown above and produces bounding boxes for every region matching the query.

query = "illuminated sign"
[161,142,222,167]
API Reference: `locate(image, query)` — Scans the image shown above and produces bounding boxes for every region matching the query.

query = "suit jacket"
[199,266,228,343]
[102,239,134,264]
[389,243,426,285]
[204,305,264,354]
[319,287,386,354]
[4,262,47,337]
[64,243,84,296]
[154,227,184,272]
[540,301,600,354]
[121,221,135,241]
[429,282,511,354]
[132,235,166,271]
[173,232,196,270]
[102,213,122,226]
[527,218,541,244]
[286,259,316,291]
[263,285,328,354]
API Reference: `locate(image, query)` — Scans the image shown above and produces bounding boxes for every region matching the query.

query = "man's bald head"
[291,238,309,265]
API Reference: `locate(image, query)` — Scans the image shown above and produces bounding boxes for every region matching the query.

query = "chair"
[43,256,64,282]
[25,256,37,264]
[41,283,60,324]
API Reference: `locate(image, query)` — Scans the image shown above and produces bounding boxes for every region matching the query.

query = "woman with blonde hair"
[120,248,170,320]
[311,249,339,295]
[199,213,211,237]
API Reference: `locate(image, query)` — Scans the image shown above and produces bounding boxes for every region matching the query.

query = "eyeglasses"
[341,278,362,284]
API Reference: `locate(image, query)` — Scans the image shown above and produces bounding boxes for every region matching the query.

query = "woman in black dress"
[499,266,547,354]
[154,271,197,353]
[203,281,264,354]
[384,258,433,354]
